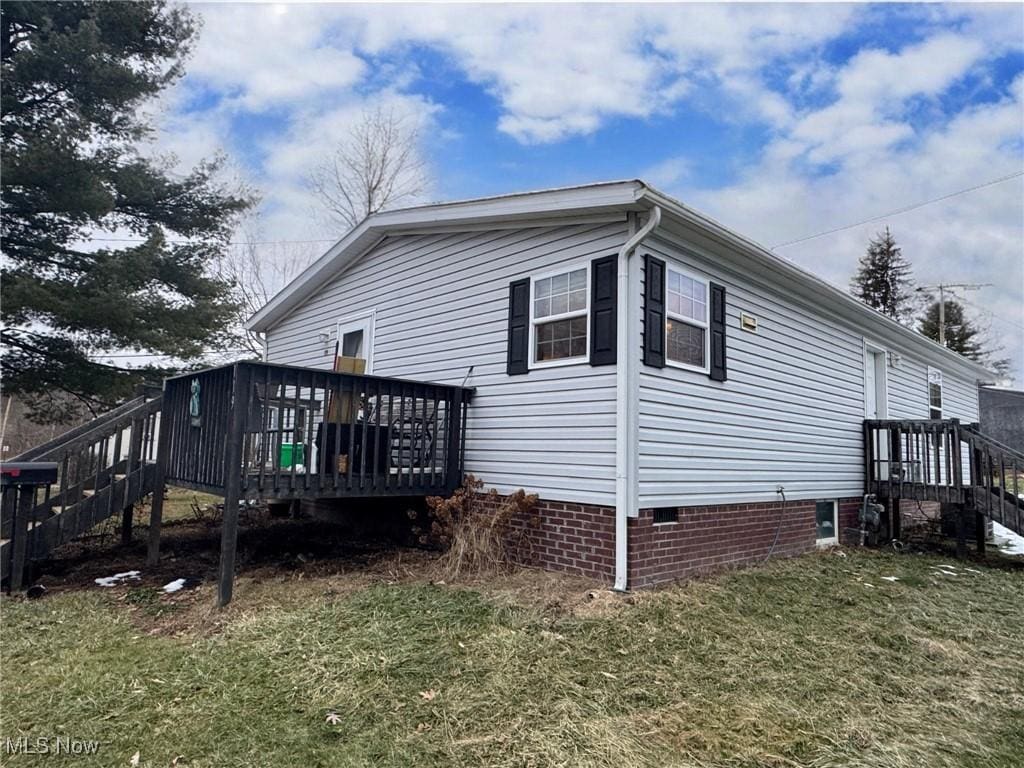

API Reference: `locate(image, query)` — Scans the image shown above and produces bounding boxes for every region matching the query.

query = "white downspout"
[614,205,661,592]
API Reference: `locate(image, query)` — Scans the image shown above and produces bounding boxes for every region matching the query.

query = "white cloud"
[676,61,1024,379]
[185,3,365,111]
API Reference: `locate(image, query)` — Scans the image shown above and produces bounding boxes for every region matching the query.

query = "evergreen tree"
[1,1,254,420]
[919,297,1009,375]
[850,227,915,322]
[919,298,982,358]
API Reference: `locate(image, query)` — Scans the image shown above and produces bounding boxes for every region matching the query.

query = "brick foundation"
[505,498,616,581]
[505,494,875,588]
[629,498,865,587]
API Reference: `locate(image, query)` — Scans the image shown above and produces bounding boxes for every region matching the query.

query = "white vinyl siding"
[636,228,982,508]
[266,221,627,505]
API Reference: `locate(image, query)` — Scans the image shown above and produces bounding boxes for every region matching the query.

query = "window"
[652,507,679,524]
[815,500,838,545]
[531,266,589,365]
[928,367,943,419]
[665,266,709,370]
[341,329,364,358]
[336,311,375,373]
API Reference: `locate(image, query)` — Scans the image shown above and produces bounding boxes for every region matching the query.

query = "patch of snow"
[162,578,186,594]
[992,522,1024,556]
[95,570,141,587]
[880,576,899,582]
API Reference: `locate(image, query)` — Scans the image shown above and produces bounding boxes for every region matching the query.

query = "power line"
[771,170,1024,250]
[954,292,1024,334]
[81,236,336,246]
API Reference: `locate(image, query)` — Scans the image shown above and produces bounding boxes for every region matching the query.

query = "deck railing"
[864,419,1023,534]
[162,361,472,499]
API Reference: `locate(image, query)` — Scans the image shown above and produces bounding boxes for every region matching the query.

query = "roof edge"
[636,183,995,382]
[246,181,645,332]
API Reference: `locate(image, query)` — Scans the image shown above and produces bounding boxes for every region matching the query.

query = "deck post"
[146,393,170,566]
[955,504,968,560]
[217,364,249,608]
[975,511,986,554]
[445,388,464,493]
[120,505,134,545]
[8,486,33,592]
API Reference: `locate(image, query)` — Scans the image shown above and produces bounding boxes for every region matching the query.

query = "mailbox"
[0,462,59,487]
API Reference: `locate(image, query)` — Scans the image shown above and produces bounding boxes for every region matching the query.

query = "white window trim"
[863,339,890,419]
[528,261,591,370]
[815,499,839,547]
[336,309,376,374]
[927,366,943,419]
[664,260,710,374]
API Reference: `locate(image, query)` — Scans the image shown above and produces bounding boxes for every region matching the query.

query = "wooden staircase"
[864,418,1024,544]
[961,424,1024,539]
[1,393,163,585]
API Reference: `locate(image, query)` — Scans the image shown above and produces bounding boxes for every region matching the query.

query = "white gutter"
[614,205,661,592]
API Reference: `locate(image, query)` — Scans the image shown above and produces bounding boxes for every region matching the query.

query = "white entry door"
[337,311,375,373]
[865,347,888,478]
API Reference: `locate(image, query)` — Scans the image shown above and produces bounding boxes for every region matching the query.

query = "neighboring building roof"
[247,179,994,381]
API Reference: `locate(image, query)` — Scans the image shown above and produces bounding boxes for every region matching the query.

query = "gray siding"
[636,229,981,508]
[266,221,628,506]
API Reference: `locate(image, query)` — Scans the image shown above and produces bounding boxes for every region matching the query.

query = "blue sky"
[154,2,1024,379]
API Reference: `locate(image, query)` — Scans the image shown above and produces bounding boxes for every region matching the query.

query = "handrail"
[961,423,1024,465]
[161,361,472,498]
[12,395,160,461]
[164,359,477,401]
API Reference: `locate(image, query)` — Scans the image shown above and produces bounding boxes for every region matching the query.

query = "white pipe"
[614,205,661,592]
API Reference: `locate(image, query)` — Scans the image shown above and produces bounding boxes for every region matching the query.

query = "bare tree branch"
[216,222,318,359]
[307,105,430,232]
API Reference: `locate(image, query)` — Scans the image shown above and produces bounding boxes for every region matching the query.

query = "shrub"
[418,475,539,579]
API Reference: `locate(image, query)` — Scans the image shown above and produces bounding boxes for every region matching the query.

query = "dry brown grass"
[421,475,539,580]
[3,510,1022,767]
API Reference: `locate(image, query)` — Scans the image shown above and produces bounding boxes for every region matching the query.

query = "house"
[5,180,1019,604]
[244,180,1001,589]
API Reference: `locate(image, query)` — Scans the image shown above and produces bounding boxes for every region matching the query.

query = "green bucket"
[279,442,306,469]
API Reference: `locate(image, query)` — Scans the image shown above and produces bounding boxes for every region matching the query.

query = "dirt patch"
[12,508,617,637]
[11,509,444,635]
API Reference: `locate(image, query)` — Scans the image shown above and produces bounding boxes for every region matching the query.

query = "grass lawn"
[1,523,1022,767]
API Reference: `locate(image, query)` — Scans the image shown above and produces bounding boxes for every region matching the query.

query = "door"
[336,312,375,374]
[865,347,888,480]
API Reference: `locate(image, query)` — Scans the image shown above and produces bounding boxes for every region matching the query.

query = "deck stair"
[864,419,1024,543]
[1,392,163,585]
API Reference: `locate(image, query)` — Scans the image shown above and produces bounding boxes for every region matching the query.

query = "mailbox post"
[1,462,58,592]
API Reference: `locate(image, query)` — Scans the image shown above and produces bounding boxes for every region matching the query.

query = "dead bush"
[416,475,539,579]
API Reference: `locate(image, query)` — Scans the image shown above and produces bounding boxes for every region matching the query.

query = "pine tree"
[918,297,1010,378]
[850,227,915,322]
[919,298,983,358]
[1,2,254,420]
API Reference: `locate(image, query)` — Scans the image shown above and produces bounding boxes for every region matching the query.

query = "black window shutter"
[590,255,617,366]
[643,254,666,368]
[507,278,530,375]
[709,282,727,382]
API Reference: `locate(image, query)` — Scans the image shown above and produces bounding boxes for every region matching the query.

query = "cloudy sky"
[155,2,1024,379]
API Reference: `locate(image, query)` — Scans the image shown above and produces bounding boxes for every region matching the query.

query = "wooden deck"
[863,418,1024,551]
[160,361,472,500]
[155,360,473,606]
